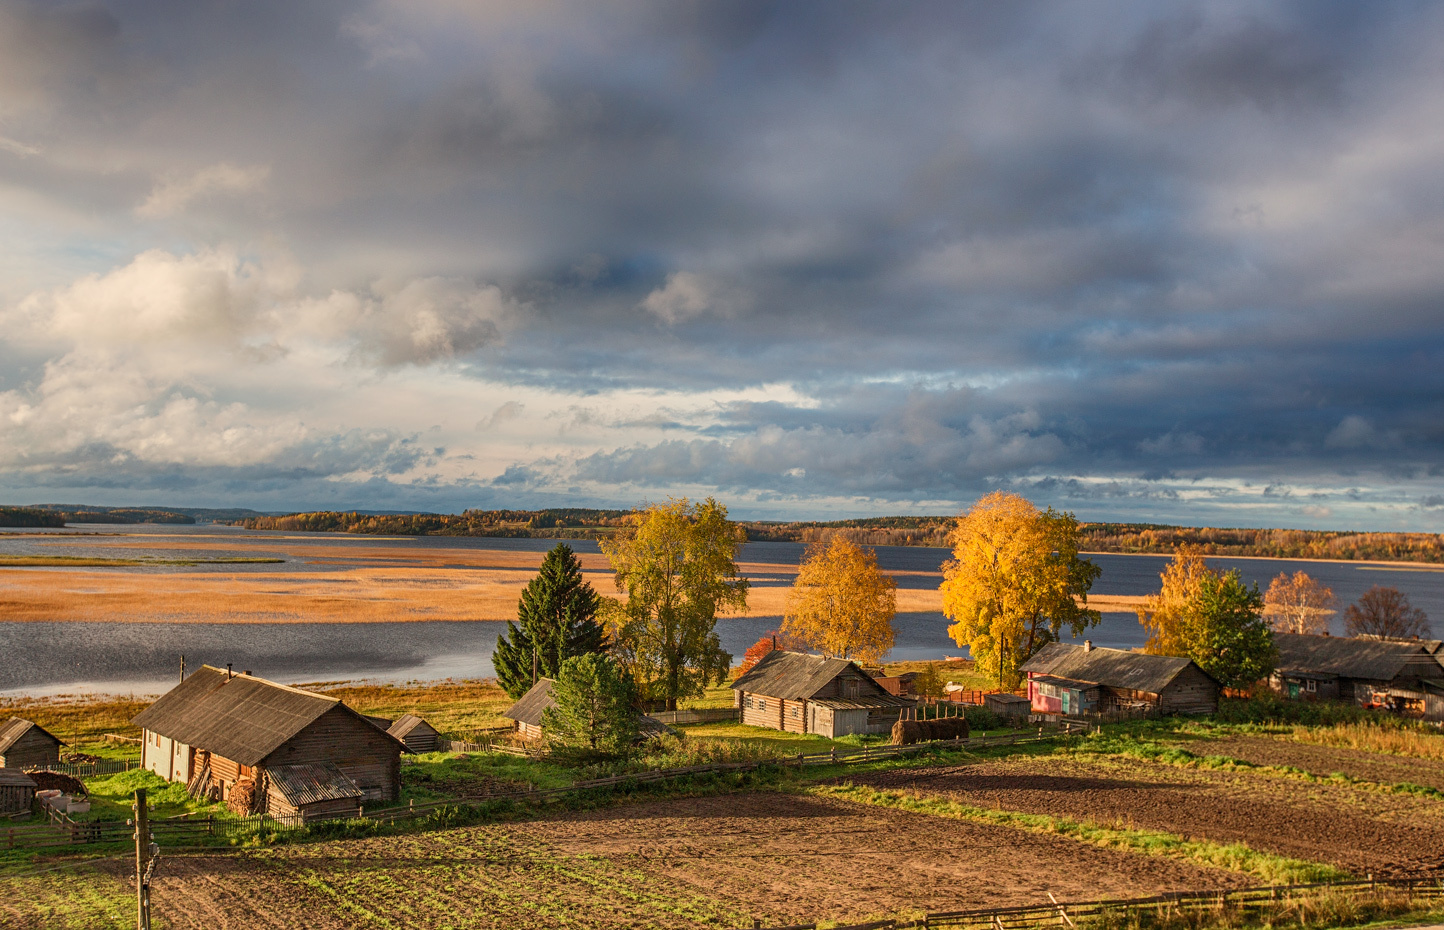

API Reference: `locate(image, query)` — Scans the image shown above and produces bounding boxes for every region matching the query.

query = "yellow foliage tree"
[1138,546,1213,655]
[781,536,897,665]
[1263,571,1336,635]
[599,498,749,710]
[939,491,1101,690]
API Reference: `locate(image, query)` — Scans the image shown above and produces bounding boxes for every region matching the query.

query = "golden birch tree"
[782,535,897,665]
[939,491,1101,690]
[599,497,749,710]
[1263,571,1336,635]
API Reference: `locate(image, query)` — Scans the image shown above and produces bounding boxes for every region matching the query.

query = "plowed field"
[1187,734,1444,791]
[850,755,1444,877]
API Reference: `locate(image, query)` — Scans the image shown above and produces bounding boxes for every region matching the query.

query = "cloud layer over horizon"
[1,1,1442,529]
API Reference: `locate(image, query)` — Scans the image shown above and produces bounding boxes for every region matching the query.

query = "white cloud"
[639,272,747,325]
[1325,415,1374,449]
[137,163,270,218]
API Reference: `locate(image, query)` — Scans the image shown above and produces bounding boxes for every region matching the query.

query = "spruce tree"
[541,653,639,754]
[494,543,607,698]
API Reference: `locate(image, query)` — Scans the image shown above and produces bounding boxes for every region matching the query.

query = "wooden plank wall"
[262,707,401,802]
[0,730,61,769]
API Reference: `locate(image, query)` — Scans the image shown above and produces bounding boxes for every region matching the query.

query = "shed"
[1021,643,1219,716]
[387,714,441,753]
[0,769,36,815]
[730,651,915,738]
[134,665,407,807]
[0,718,62,769]
[264,762,363,821]
[1270,633,1444,715]
[984,692,1031,720]
[501,679,675,742]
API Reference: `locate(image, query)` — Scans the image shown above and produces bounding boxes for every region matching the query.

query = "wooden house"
[133,666,406,812]
[730,651,914,738]
[0,718,62,769]
[386,715,441,754]
[1271,633,1444,719]
[0,769,36,815]
[1021,642,1219,716]
[502,679,675,742]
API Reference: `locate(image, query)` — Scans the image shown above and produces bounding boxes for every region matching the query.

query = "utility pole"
[133,788,155,930]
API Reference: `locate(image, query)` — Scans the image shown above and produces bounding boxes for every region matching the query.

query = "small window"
[758,699,767,711]
[1306,680,1317,693]
[791,705,799,718]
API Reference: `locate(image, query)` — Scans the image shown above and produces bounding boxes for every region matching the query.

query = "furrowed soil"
[1186,733,1444,791]
[7,791,1245,929]
[849,754,1444,877]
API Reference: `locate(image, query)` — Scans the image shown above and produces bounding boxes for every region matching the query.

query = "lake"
[2,526,1442,696]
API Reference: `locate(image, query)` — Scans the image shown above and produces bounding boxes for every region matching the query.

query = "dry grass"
[1290,722,1444,762]
[310,679,515,738]
[0,692,152,747]
[0,532,943,623]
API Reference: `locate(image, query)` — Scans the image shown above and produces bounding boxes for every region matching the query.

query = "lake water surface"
[3,526,1442,696]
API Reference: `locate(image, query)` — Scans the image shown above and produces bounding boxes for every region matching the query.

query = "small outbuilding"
[1021,642,1219,716]
[264,762,364,822]
[0,718,62,769]
[502,679,675,742]
[730,651,915,738]
[386,714,441,754]
[984,692,1031,720]
[0,769,36,815]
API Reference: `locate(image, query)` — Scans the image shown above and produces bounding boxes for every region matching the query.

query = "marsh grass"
[1290,721,1444,762]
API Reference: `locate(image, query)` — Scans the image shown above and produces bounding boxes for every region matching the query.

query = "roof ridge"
[197,665,339,704]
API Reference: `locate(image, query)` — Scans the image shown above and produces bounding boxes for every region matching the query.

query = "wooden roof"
[1022,644,1215,695]
[0,769,36,788]
[730,651,897,702]
[267,762,361,806]
[387,714,436,740]
[0,718,62,754]
[501,679,675,738]
[133,665,405,766]
[1273,633,1439,681]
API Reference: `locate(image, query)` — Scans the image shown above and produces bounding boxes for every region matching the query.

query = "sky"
[0,1,1442,530]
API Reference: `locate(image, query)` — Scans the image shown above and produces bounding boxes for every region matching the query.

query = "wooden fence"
[3,726,1083,850]
[25,759,139,777]
[732,872,1444,930]
[646,708,740,725]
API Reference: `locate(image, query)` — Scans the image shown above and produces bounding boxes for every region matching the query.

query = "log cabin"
[1270,632,1444,719]
[730,651,914,738]
[386,714,441,754]
[0,769,36,815]
[133,666,406,815]
[1021,642,1219,716]
[502,678,676,742]
[0,718,62,769]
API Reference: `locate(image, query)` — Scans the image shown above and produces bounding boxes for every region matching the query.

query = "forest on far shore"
[224,509,1444,564]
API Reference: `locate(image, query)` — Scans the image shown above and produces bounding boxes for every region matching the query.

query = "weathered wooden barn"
[133,666,406,814]
[502,678,675,742]
[1021,642,1219,716]
[984,692,1031,720]
[386,714,441,753]
[1271,633,1444,719]
[0,718,62,769]
[730,651,914,738]
[0,769,36,815]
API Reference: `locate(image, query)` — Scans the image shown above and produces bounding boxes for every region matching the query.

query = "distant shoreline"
[1081,550,1444,571]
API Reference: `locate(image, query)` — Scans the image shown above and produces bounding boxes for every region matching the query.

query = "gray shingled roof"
[0,769,36,788]
[1021,643,1213,694]
[731,650,897,702]
[1273,633,1430,681]
[133,666,404,766]
[0,717,61,754]
[267,762,361,806]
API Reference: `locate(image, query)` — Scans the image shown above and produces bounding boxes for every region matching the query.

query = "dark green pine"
[494,543,607,698]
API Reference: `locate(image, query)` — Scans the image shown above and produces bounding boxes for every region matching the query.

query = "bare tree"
[1344,586,1431,639]
[1263,571,1335,635]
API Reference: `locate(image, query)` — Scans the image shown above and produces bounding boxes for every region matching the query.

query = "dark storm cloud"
[1,0,1442,527]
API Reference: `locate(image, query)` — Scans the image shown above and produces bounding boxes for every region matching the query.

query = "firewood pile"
[226,776,260,815]
[26,770,87,797]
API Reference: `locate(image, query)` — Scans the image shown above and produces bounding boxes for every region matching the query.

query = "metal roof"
[0,718,61,754]
[387,714,435,740]
[1273,633,1434,682]
[132,665,405,766]
[1021,643,1213,694]
[730,651,897,702]
[266,762,361,807]
[0,769,36,788]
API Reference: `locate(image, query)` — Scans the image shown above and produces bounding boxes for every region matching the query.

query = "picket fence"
[26,759,139,777]
[3,727,1078,850]
[732,872,1444,930]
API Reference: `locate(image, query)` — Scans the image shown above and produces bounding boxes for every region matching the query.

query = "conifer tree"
[494,543,607,698]
[541,653,639,754]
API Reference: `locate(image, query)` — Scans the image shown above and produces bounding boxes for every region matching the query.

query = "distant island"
[226,509,1444,564]
[0,504,274,527]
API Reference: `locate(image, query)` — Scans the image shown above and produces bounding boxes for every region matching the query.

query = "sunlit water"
[2,525,1441,696]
